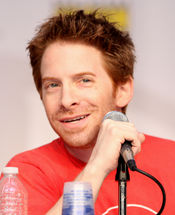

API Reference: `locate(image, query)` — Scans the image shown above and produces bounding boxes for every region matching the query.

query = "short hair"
[27,9,135,112]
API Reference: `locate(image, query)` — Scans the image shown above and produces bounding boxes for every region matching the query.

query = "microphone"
[103,111,137,171]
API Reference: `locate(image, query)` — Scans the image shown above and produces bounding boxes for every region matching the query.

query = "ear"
[114,78,133,108]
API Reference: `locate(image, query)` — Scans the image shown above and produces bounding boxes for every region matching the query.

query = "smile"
[60,114,89,123]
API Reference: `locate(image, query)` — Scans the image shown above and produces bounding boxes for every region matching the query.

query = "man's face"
[41,42,120,148]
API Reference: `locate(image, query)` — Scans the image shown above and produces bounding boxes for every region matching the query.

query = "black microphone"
[103,111,137,171]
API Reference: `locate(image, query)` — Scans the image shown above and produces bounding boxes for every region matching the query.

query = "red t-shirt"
[4,135,175,214]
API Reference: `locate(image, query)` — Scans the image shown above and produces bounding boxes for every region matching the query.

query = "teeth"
[63,115,86,123]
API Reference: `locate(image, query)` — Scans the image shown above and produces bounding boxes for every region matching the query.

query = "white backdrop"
[0,0,175,172]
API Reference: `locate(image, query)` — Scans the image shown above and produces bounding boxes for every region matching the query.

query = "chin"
[60,134,97,149]
[55,124,100,149]
[64,139,94,149]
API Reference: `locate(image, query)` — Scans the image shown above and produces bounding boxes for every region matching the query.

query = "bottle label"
[0,186,27,214]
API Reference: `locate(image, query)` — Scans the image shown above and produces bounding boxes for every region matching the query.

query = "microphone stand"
[116,156,130,215]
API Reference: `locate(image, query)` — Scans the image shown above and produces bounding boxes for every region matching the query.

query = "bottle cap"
[2,167,19,174]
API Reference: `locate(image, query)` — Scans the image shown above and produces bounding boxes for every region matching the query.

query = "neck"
[64,144,93,163]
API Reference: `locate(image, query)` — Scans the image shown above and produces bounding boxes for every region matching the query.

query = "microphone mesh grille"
[103,111,128,122]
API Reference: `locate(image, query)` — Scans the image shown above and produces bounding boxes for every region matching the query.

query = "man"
[5,10,175,214]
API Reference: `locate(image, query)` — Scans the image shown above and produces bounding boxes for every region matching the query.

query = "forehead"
[40,41,108,77]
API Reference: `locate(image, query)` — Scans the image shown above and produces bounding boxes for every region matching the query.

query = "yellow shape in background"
[97,7,129,30]
[54,5,129,30]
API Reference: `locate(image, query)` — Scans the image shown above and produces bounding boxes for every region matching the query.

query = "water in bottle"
[0,167,27,215]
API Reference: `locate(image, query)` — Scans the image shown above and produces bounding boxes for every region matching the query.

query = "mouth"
[60,114,89,123]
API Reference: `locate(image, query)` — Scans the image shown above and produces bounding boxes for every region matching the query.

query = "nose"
[60,84,79,109]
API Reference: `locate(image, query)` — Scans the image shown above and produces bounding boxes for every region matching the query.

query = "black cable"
[132,167,166,215]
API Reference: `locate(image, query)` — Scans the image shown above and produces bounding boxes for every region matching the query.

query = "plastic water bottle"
[62,182,94,215]
[0,167,27,215]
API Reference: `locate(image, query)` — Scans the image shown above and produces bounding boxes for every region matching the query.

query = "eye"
[82,78,91,83]
[74,74,94,87]
[78,77,94,87]
[49,83,58,88]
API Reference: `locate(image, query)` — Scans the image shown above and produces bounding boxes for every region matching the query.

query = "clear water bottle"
[0,167,27,215]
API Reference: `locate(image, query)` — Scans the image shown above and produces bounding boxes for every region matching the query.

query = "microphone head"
[103,111,137,171]
[103,111,128,122]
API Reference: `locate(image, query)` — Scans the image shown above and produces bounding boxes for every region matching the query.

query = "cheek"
[95,86,115,104]
[77,88,97,102]
[42,95,59,115]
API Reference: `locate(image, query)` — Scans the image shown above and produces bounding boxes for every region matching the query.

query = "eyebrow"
[42,77,59,84]
[73,72,96,78]
[42,72,96,83]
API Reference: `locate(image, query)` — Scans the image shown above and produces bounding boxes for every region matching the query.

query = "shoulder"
[142,134,175,153]
[144,134,175,145]
[135,134,175,213]
[5,138,67,186]
[135,134,175,174]
[4,139,66,209]
[6,138,65,168]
